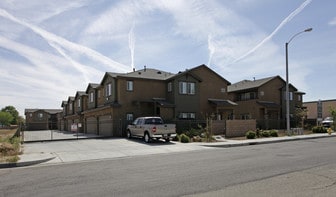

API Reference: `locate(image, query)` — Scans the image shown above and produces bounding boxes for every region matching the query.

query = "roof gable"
[85,83,100,93]
[228,76,281,92]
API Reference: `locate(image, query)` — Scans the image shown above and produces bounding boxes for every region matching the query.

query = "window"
[289,92,293,101]
[241,114,250,120]
[168,82,172,92]
[105,83,112,96]
[284,92,293,101]
[78,98,81,108]
[69,103,73,111]
[298,95,301,101]
[179,112,196,119]
[221,88,226,93]
[179,82,195,95]
[98,90,101,98]
[127,81,133,91]
[238,92,257,101]
[38,113,43,118]
[126,113,134,121]
[89,92,94,103]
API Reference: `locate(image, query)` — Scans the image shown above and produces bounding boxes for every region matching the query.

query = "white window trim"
[127,81,133,91]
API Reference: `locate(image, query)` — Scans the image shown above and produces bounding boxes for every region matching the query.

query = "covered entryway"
[208,98,238,120]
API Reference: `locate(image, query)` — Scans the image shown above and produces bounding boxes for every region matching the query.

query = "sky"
[0,0,335,116]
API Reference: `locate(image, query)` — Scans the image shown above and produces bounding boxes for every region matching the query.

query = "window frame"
[126,81,133,91]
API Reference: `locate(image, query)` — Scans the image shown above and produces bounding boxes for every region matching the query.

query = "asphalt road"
[1,137,335,197]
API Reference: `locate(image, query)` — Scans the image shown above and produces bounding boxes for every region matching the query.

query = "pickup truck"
[126,117,176,143]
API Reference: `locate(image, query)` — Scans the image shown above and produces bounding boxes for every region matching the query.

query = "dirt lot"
[0,129,21,163]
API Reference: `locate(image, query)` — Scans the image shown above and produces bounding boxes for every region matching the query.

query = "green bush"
[312,126,327,133]
[269,130,279,137]
[246,131,256,139]
[185,128,203,138]
[180,134,191,143]
[261,131,270,137]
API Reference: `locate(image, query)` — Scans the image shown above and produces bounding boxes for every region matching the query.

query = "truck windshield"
[145,118,163,124]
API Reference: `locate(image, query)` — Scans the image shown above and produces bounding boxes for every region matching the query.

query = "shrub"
[246,131,256,139]
[269,130,278,137]
[180,134,190,143]
[185,128,203,138]
[256,130,261,138]
[312,126,327,133]
[261,131,270,137]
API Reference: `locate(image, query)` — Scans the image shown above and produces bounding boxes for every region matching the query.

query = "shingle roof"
[25,109,62,114]
[228,76,278,92]
[118,68,175,80]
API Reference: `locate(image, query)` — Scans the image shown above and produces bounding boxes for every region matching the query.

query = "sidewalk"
[1,133,335,168]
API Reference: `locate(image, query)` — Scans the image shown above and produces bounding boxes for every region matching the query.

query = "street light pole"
[285,28,312,135]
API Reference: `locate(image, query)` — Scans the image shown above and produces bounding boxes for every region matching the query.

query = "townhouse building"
[60,64,305,136]
[61,65,236,136]
[227,76,305,129]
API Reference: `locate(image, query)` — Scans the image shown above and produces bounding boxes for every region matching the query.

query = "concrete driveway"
[21,138,214,165]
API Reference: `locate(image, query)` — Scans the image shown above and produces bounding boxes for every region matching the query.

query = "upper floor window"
[127,81,133,91]
[283,92,293,101]
[179,82,195,95]
[298,95,301,101]
[89,92,94,103]
[69,103,73,111]
[238,92,257,101]
[105,83,112,96]
[77,98,81,108]
[38,113,43,118]
[168,82,172,92]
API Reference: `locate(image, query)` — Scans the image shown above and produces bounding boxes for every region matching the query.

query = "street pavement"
[1,133,335,168]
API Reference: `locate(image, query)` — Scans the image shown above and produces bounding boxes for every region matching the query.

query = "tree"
[329,107,336,130]
[0,111,13,127]
[1,106,19,125]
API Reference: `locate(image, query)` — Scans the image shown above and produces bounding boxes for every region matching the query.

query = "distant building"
[303,99,336,124]
[25,109,62,130]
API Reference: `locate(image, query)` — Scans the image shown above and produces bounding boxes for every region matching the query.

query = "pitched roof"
[25,109,63,114]
[227,76,279,92]
[118,68,175,80]
[168,64,231,84]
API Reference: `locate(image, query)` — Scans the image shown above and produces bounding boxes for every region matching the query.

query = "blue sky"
[0,0,335,116]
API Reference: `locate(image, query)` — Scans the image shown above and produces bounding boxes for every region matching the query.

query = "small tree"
[329,107,336,130]
[1,106,19,125]
[0,111,14,127]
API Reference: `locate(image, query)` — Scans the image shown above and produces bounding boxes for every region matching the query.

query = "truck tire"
[165,138,170,143]
[144,132,150,143]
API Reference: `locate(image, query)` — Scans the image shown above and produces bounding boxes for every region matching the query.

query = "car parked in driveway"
[126,117,176,143]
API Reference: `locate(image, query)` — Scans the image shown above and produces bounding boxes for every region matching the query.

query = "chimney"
[144,65,146,72]
[133,68,135,72]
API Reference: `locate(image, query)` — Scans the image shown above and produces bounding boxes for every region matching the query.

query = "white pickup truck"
[126,117,176,143]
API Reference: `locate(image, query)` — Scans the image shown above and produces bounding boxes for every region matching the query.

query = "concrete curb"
[203,134,336,148]
[0,157,55,169]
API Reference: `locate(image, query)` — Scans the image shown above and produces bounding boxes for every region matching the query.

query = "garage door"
[67,120,73,132]
[86,117,97,134]
[60,120,65,131]
[99,115,113,136]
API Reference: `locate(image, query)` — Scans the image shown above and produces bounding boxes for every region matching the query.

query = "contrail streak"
[129,23,135,71]
[229,0,312,65]
[0,8,130,73]
[207,34,216,67]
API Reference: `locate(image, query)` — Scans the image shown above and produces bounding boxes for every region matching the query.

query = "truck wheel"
[127,130,132,139]
[165,138,170,143]
[144,132,150,143]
